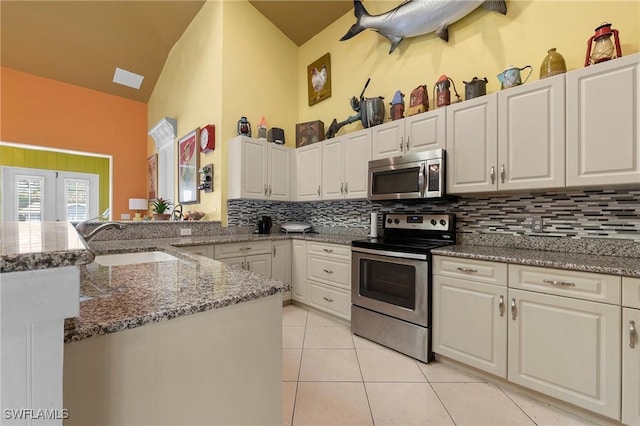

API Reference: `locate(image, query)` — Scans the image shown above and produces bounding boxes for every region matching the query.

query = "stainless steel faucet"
[170,203,183,221]
[79,222,126,243]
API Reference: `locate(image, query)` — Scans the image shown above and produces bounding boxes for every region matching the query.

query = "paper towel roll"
[370,212,378,238]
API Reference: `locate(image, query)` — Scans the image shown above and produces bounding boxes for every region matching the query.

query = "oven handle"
[351,246,428,261]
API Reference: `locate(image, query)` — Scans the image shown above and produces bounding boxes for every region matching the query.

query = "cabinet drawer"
[214,240,272,259]
[509,265,621,304]
[623,277,640,309]
[433,256,507,286]
[307,242,351,260]
[179,245,214,258]
[308,280,350,320]
[307,255,350,289]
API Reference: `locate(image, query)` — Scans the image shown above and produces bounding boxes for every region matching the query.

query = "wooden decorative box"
[296,120,324,147]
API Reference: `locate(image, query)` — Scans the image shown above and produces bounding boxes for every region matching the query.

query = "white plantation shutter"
[16,175,44,221]
[64,178,90,221]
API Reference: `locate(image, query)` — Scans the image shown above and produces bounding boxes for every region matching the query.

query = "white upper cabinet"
[566,53,640,187]
[294,143,322,201]
[498,74,566,191]
[227,136,291,201]
[446,93,498,194]
[372,109,445,160]
[322,129,371,200]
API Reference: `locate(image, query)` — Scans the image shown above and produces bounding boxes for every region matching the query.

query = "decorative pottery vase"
[152,213,171,221]
[540,48,567,79]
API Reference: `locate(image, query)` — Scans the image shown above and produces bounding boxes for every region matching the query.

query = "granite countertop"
[432,244,640,278]
[0,222,94,273]
[65,246,289,343]
[65,232,354,343]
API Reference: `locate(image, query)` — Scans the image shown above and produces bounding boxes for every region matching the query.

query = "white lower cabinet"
[433,255,625,421]
[272,240,292,301]
[508,288,620,419]
[292,240,307,302]
[179,244,214,258]
[623,277,640,426]
[214,241,272,277]
[218,253,271,277]
[432,275,507,378]
[303,242,351,320]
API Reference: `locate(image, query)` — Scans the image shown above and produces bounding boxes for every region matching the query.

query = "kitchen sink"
[94,251,178,266]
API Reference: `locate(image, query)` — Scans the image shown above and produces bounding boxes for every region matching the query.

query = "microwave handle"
[418,162,426,196]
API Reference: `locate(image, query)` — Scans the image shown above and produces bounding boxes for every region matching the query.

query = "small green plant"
[151,197,173,214]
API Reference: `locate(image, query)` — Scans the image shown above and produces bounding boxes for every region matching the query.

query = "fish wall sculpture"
[341,0,507,54]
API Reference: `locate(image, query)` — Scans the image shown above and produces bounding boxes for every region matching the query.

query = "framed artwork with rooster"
[307,53,331,106]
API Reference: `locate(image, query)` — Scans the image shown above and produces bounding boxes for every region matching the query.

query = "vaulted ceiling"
[1,1,353,103]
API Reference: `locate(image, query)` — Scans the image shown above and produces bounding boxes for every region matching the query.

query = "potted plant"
[151,197,173,220]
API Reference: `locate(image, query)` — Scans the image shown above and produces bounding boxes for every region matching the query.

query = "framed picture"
[147,153,158,201]
[307,53,331,106]
[177,128,200,204]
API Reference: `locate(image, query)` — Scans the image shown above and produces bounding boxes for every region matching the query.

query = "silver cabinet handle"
[323,296,334,303]
[543,279,576,287]
[264,184,268,195]
[400,137,404,152]
[273,246,277,257]
[511,298,517,320]
[323,248,334,253]
[323,269,334,274]
[317,185,321,196]
[630,320,637,349]
[499,295,505,317]
[344,182,348,194]
[241,261,245,269]
[500,165,506,183]
[239,247,252,251]
[490,166,495,184]
[268,185,272,196]
[456,267,478,274]
[406,136,410,151]
[246,261,251,271]
[340,182,344,194]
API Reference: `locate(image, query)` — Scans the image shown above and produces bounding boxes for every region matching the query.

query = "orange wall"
[0,67,148,218]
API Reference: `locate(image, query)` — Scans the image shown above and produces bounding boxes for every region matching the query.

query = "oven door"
[351,248,430,327]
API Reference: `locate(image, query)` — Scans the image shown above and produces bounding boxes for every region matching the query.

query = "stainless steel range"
[351,213,456,362]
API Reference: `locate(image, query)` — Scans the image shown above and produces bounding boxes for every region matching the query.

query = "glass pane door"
[359,258,416,309]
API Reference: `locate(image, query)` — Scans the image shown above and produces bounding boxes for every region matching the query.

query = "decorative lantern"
[433,75,461,109]
[585,22,622,66]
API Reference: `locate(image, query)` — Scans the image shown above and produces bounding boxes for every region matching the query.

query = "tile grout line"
[351,329,376,425]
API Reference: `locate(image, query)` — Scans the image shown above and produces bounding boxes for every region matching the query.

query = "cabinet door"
[405,109,445,154]
[271,240,292,285]
[292,240,307,302]
[372,120,404,159]
[241,138,268,199]
[567,53,640,187]
[446,94,498,194]
[294,144,322,201]
[321,137,345,200]
[268,145,291,201]
[498,75,565,191]
[343,130,372,199]
[246,253,271,277]
[433,275,507,378]
[508,288,621,419]
[622,307,640,426]
[219,256,245,269]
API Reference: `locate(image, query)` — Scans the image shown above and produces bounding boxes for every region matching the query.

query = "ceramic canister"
[540,48,567,79]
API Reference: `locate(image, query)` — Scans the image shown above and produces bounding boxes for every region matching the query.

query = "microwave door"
[368,162,425,200]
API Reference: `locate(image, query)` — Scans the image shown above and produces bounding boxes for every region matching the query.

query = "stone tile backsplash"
[228,188,640,241]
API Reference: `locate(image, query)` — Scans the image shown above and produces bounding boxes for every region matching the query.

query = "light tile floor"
[282,304,601,426]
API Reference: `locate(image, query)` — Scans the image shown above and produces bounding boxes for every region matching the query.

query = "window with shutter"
[16,175,44,221]
[64,178,90,221]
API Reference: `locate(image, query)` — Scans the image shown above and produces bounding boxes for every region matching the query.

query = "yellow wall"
[298,1,640,134]
[0,145,110,214]
[148,0,298,222]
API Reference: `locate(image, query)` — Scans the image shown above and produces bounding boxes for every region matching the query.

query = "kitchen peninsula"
[0,221,288,426]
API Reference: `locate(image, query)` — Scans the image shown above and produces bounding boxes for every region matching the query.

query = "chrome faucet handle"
[170,203,183,221]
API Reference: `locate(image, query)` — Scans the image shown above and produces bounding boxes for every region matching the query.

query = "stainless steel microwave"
[367,149,445,201]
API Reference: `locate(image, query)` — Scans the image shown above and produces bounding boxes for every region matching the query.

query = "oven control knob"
[440,219,447,226]
[387,219,392,224]
[430,219,437,226]
[394,219,400,224]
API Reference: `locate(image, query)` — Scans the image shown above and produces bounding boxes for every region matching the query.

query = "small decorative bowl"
[185,211,205,221]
